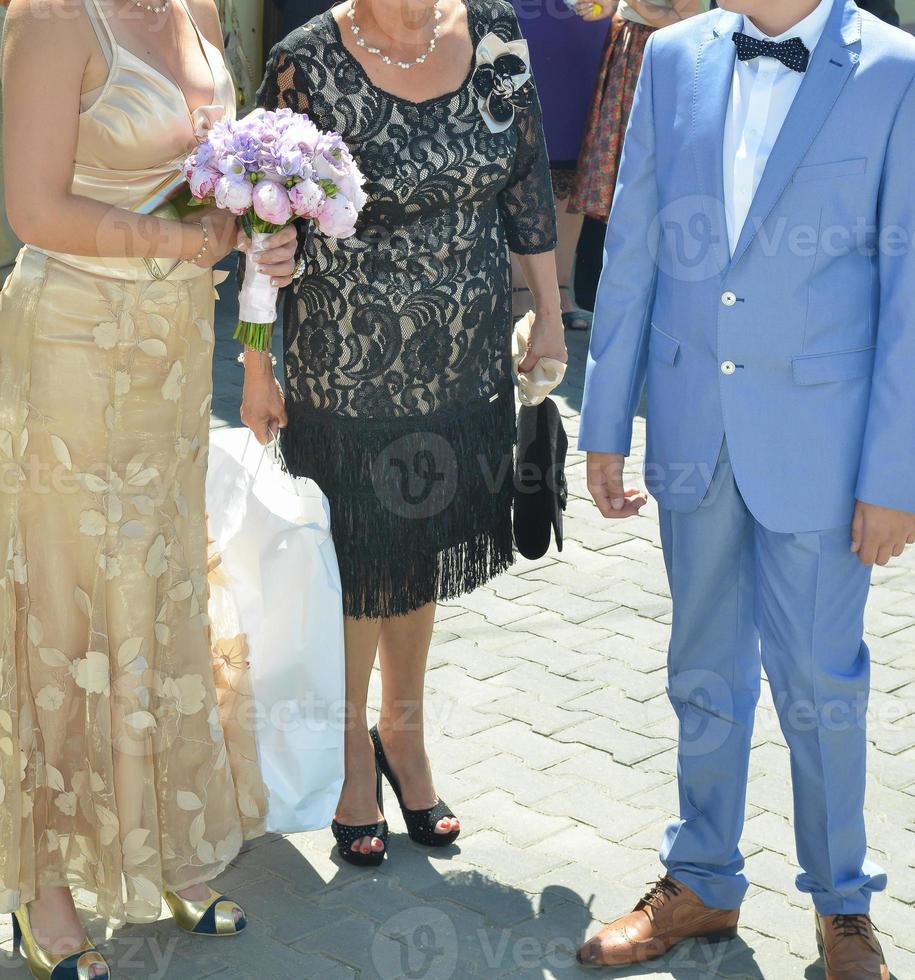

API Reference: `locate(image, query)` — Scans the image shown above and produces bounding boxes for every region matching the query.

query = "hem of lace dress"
[281,389,518,618]
[333,511,516,619]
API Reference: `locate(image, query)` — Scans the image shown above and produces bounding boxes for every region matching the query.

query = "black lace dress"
[258,0,557,618]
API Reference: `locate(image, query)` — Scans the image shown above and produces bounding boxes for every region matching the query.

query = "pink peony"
[189,165,221,200]
[214,176,254,215]
[316,194,359,239]
[313,151,347,187]
[252,179,293,225]
[289,179,325,219]
[338,170,369,212]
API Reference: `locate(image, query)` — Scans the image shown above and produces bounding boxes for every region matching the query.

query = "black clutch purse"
[513,397,569,560]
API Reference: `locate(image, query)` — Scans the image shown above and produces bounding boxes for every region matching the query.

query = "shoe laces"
[640,876,682,909]
[833,915,873,941]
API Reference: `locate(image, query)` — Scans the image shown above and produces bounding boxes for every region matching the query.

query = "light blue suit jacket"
[579,0,915,533]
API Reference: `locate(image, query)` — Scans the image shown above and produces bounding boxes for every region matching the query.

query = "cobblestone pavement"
[3,279,912,979]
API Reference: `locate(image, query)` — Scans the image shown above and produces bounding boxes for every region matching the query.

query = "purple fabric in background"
[512,0,609,163]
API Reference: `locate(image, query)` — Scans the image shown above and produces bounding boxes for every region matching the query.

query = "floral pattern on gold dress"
[0,0,266,926]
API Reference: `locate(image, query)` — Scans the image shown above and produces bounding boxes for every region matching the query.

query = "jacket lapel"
[691,10,741,277]
[729,0,862,268]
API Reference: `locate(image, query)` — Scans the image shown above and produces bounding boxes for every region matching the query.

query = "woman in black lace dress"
[243,0,565,865]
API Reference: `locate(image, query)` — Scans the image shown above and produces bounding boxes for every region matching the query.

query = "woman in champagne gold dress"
[0,0,297,975]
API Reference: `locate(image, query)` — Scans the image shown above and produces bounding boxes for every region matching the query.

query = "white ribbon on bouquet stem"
[238,231,280,326]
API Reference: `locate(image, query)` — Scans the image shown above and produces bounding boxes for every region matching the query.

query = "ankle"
[23,890,87,954]
[377,714,425,746]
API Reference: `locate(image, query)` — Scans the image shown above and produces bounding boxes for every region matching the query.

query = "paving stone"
[459,588,540,627]
[743,810,795,858]
[445,830,569,890]
[464,719,585,771]
[287,952,358,979]
[485,575,547,601]
[535,786,667,845]
[552,716,676,766]
[573,632,669,675]
[452,788,575,848]
[545,747,673,802]
[477,693,597,738]
[454,753,579,807]
[426,636,523,681]
[294,912,393,976]
[567,686,672,730]
[503,610,611,651]
[741,886,820,960]
[516,561,623,601]
[569,656,670,704]
[589,579,672,619]
[412,867,541,929]
[425,661,523,709]
[493,661,602,705]
[513,583,613,624]
[487,634,606,676]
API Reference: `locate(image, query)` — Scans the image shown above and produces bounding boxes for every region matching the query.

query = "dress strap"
[84,0,116,64]
[173,0,206,46]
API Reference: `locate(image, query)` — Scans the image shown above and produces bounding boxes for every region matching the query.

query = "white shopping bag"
[207,427,345,833]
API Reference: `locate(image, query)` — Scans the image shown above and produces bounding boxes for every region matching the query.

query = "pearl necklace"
[129,0,171,13]
[348,0,443,71]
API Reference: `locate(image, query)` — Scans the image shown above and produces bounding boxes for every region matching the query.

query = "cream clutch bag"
[511,311,567,407]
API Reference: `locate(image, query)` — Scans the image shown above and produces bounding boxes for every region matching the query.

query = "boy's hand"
[851,501,915,566]
[587,452,648,519]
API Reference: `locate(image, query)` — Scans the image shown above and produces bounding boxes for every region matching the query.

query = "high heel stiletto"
[370,725,460,848]
[11,904,109,980]
[162,887,247,937]
[331,760,389,867]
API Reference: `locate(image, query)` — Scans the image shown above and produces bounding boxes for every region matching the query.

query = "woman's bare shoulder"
[5,0,91,29]
[3,0,95,60]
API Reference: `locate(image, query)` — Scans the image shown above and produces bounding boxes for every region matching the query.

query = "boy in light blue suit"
[577,0,915,975]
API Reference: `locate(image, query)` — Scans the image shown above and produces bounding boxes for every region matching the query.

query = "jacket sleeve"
[855,71,915,513]
[578,33,660,456]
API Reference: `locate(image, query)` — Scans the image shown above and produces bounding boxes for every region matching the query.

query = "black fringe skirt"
[281,384,517,619]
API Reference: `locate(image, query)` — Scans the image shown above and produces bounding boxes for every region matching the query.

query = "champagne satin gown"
[0,0,266,926]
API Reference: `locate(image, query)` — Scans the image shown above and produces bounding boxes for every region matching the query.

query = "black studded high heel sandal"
[331,760,389,867]
[370,725,460,848]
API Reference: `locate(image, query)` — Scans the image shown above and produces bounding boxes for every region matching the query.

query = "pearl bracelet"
[191,223,210,266]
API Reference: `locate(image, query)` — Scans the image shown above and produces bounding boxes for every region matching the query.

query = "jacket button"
[721,291,737,307]
[720,360,737,375]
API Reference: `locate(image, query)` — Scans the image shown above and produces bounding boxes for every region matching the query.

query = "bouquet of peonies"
[184,107,367,350]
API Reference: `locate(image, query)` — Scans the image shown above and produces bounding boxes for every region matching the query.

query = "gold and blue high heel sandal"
[11,904,109,980]
[162,887,247,937]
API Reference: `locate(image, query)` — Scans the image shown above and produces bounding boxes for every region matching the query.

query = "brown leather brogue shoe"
[816,913,889,980]
[576,875,739,968]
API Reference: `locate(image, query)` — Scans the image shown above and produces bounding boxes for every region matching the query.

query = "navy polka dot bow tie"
[732,32,811,73]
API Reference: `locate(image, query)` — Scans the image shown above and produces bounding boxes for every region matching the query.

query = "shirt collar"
[742,0,833,50]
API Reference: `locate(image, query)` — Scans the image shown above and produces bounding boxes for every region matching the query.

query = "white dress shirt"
[722,0,834,253]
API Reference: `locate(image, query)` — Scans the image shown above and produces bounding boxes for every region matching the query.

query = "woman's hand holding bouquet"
[183,107,367,350]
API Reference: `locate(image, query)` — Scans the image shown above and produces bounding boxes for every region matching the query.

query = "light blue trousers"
[658,443,887,914]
